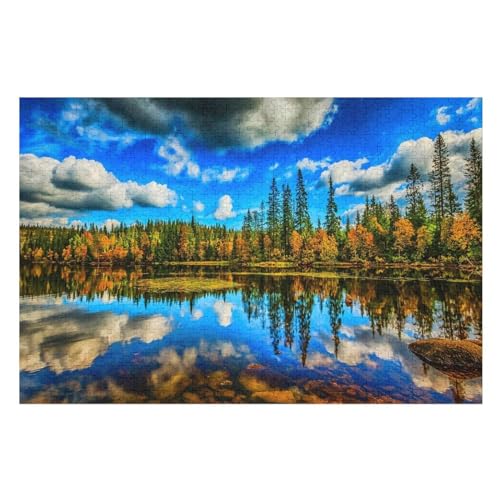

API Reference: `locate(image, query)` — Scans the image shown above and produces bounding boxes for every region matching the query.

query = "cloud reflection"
[20,298,174,374]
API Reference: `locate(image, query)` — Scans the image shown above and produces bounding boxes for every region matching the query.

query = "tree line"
[20,134,482,266]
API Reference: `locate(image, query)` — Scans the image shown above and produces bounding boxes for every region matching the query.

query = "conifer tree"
[430,134,458,220]
[405,163,427,228]
[295,169,312,237]
[465,138,482,225]
[267,177,281,249]
[325,176,341,240]
[281,184,294,256]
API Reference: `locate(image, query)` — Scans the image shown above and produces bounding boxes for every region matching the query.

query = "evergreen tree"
[405,163,427,228]
[281,184,294,256]
[430,134,458,220]
[388,195,401,231]
[362,196,370,226]
[355,210,361,226]
[295,169,312,237]
[267,177,281,249]
[465,138,482,225]
[325,176,341,240]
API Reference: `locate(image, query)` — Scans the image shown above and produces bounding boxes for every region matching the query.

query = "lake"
[19,265,482,403]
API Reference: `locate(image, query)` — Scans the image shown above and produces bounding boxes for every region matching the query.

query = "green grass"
[135,277,242,293]
[243,261,296,269]
[163,260,230,266]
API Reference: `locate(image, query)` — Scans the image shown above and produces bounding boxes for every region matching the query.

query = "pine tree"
[405,163,427,228]
[295,169,312,237]
[430,134,458,220]
[325,176,341,240]
[465,138,482,225]
[267,177,281,249]
[362,196,370,226]
[388,195,401,231]
[281,184,294,256]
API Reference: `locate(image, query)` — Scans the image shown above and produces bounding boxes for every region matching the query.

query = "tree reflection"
[20,265,482,367]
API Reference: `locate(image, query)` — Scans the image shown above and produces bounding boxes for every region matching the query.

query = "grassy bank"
[135,277,242,293]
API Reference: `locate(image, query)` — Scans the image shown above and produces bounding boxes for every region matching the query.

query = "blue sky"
[20,98,482,228]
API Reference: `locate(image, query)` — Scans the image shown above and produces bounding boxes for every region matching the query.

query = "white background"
[0,1,498,499]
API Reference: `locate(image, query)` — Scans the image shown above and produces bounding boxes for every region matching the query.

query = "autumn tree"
[310,228,338,262]
[346,225,375,261]
[393,218,415,258]
[448,212,481,261]
[290,230,303,261]
[415,225,432,261]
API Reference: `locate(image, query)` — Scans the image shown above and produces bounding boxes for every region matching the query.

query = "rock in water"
[409,339,482,379]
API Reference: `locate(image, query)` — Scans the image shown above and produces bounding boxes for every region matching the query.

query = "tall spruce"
[388,195,401,230]
[465,138,482,225]
[295,169,312,237]
[325,176,341,240]
[267,177,281,249]
[281,184,294,256]
[405,163,427,228]
[430,134,458,220]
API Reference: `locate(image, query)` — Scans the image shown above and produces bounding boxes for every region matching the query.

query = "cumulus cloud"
[158,136,200,178]
[101,219,120,231]
[100,98,337,149]
[19,216,70,227]
[269,162,279,171]
[193,200,205,212]
[20,154,178,223]
[436,106,451,125]
[201,167,249,183]
[214,195,236,220]
[312,128,482,200]
[297,157,331,172]
[456,97,480,115]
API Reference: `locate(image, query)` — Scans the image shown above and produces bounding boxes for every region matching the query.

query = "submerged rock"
[409,339,482,379]
[251,390,296,403]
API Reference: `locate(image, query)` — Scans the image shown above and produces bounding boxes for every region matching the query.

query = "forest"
[20,135,482,267]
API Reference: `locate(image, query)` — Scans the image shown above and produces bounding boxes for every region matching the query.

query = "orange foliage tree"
[393,218,415,258]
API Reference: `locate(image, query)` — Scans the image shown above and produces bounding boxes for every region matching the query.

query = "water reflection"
[20,265,482,403]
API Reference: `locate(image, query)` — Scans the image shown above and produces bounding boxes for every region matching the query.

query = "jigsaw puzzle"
[19,98,482,403]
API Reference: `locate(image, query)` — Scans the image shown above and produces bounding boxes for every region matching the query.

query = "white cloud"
[193,200,205,212]
[20,154,178,224]
[312,128,482,201]
[297,157,331,172]
[101,219,120,231]
[317,158,373,188]
[436,106,451,125]
[456,98,480,115]
[214,194,236,220]
[269,162,279,171]
[19,216,70,227]
[201,167,249,183]
[158,136,200,178]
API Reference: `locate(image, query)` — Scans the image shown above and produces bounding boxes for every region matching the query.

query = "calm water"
[20,265,482,403]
